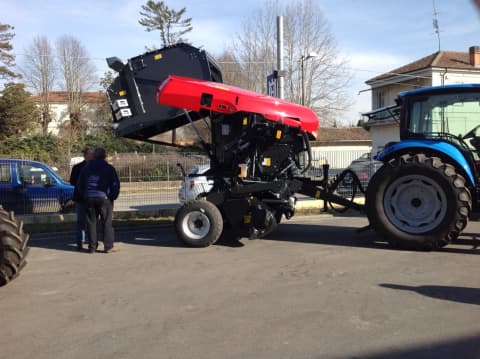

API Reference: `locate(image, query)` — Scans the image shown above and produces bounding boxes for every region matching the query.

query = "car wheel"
[175,200,223,247]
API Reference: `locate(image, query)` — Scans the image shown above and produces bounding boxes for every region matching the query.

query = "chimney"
[469,46,480,67]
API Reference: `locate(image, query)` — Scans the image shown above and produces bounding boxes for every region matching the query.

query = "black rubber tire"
[175,200,223,247]
[0,208,29,286]
[61,200,76,214]
[365,154,471,251]
[275,211,283,225]
[257,210,278,238]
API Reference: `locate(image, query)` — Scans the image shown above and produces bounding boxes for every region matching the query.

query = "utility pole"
[301,52,318,106]
[277,16,284,99]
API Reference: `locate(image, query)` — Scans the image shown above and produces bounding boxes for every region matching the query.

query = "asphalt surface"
[1,214,480,359]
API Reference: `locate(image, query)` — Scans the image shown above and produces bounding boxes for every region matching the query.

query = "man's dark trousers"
[85,197,114,251]
[75,201,88,247]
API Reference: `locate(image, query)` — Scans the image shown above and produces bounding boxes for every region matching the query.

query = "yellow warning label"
[154,53,163,60]
[276,130,282,139]
[119,90,126,96]
[244,215,251,224]
[263,158,271,166]
[243,117,248,126]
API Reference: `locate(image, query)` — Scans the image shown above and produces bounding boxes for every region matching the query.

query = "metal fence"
[1,149,380,215]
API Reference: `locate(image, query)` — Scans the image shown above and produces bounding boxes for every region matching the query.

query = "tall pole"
[301,55,305,106]
[277,16,285,99]
[300,53,317,106]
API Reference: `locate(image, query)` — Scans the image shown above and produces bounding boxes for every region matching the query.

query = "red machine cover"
[156,75,319,136]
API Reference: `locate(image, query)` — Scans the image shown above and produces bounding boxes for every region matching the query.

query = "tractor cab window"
[408,92,480,142]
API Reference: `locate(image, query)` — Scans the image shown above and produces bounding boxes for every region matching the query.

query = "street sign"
[267,73,278,97]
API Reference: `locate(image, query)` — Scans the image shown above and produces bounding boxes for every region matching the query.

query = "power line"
[13,52,107,62]
[8,52,438,88]
[9,52,435,79]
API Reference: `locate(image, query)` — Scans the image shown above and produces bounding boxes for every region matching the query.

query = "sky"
[2,0,479,125]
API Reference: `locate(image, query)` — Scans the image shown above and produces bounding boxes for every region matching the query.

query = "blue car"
[0,159,74,214]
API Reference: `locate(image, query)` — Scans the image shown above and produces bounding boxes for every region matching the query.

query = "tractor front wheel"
[365,154,471,250]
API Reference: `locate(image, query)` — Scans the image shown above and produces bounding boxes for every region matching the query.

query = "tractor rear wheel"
[0,208,29,286]
[365,154,471,250]
[175,200,223,247]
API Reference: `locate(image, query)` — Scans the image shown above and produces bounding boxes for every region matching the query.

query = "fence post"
[167,159,170,181]
[322,164,330,212]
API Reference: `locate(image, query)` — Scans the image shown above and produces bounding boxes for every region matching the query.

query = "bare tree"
[0,23,18,81]
[285,1,351,125]
[20,36,57,134]
[226,0,351,127]
[216,50,246,87]
[56,35,97,136]
[225,1,278,93]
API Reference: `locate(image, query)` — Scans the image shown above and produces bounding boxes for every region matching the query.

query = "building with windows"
[30,91,106,135]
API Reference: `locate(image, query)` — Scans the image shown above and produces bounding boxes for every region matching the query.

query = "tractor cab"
[399,84,480,158]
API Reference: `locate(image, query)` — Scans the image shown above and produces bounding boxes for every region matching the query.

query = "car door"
[17,162,62,213]
[0,162,27,213]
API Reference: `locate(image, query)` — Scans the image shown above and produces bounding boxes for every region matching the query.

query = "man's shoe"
[105,246,119,253]
[76,244,83,252]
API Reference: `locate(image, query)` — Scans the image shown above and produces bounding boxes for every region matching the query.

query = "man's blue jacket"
[78,159,120,201]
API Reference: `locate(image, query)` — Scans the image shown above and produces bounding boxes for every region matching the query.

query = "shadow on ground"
[27,221,480,254]
[346,333,480,359]
[380,283,480,306]
[26,221,378,252]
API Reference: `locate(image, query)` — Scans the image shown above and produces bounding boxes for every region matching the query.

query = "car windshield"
[359,153,370,161]
[408,91,480,140]
[188,165,210,176]
[189,167,200,175]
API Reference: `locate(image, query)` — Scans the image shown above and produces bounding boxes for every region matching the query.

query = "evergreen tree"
[138,1,193,47]
[0,83,38,139]
[0,23,18,80]
[138,1,193,143]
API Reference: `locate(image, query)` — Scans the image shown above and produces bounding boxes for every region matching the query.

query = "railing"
[1,149,381,215]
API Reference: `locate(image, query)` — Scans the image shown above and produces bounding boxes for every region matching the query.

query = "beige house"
[364,46,480,154]
[31,91,106,135]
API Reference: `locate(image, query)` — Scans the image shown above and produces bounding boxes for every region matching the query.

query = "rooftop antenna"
[432,0,441,51]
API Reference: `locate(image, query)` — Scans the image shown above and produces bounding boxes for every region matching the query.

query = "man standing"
[78,147,120,253]
[69,147,94,251]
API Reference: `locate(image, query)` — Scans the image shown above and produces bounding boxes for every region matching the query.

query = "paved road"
[114,193,178,211]
[1,215,479,359]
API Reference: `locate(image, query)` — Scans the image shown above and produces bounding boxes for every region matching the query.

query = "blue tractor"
[365,84,480,250]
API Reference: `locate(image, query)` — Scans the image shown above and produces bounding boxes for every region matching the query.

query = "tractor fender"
[376,139,476,187]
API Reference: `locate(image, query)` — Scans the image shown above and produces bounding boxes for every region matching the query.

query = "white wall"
[311,145,372,169]
[431,70,480,86]
[370,76,432,110]
[369,124,400,155]
[46,102,99,135]
[47,103,70,135]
